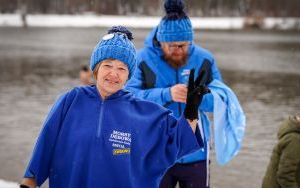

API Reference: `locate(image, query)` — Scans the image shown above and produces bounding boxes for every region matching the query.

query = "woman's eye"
[118,67,126,71]
[103,64,112,68]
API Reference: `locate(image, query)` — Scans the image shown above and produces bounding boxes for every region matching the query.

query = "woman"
[20,26,205,188]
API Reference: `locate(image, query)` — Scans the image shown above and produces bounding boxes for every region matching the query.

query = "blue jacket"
[126,27,222,163]
[24,86,200,188]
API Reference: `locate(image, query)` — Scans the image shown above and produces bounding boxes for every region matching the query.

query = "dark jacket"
[262,116,300,188]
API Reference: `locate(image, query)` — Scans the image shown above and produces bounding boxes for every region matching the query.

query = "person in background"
[126,0,222,187]
[19,26,209,188]
[79,65,93,85]
[262,115,300,188]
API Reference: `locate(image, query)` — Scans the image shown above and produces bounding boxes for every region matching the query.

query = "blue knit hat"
[90,26,136,79]
[157,0,193,42]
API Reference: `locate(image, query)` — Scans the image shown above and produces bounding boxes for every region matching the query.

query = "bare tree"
[1,0,299,17]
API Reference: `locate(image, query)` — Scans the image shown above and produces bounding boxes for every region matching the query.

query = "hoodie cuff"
[162,87,172,103]
[24,168,35,178]
[200,93,214,112]
[176,115,201,159]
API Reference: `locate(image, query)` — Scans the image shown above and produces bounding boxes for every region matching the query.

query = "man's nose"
[172,48,184,54]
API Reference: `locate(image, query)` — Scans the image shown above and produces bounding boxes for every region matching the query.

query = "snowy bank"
[0,14,299,30]
[0,179,18,188]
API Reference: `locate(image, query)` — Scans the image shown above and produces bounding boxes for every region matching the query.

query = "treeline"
[1,0,299,17]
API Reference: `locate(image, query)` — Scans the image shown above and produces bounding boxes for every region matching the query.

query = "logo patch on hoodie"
[113,148,130,155]
[109,130,131,155]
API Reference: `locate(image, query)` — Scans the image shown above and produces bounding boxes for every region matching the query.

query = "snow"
[191,17,244,29]
[0,14,299,30]
[263,17,300,30]
[0,179,18,188]
[0,14,23,27]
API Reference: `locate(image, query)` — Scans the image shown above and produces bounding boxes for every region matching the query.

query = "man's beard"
[163,53,188,69]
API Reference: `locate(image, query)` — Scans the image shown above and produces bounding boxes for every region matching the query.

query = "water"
[0,27,299,188]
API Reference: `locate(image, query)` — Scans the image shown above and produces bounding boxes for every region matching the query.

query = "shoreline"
[0,14,299,30]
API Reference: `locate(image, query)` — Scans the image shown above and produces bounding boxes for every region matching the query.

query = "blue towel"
[209,79,246,165]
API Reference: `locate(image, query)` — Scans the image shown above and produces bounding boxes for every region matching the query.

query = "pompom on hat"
[90,26,136,79]
[157,0,193,42]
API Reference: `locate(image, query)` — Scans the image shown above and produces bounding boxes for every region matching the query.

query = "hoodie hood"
[278,116,300,139]
[144,27,159,48]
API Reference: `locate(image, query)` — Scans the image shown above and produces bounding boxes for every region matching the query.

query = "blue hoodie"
[24,86,200,188]
[126,27,222,163]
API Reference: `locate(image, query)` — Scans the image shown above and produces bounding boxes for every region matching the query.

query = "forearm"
[20,178,36,188]
[128,87,172,105]
[187,119,197,133]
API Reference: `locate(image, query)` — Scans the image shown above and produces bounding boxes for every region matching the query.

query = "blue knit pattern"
[157,17,193,42]
[90,32,136,79]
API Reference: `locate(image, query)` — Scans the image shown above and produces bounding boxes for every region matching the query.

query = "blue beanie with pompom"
[90,26,136,79]
[157,0,193,42]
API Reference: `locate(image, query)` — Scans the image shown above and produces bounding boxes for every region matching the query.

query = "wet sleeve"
[23,92,69,186]
[157,114,200,167]
[126,62,172,106]
[131,113,200,187]
[277,136,300,188]
[153,115,200,169]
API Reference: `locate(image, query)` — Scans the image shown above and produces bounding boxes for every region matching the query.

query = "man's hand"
[170,84,187,103]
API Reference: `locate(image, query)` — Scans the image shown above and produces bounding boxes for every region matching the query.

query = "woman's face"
[94,59,129,98]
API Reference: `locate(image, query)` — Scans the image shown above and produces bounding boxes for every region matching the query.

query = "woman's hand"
[20,178,36,188]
